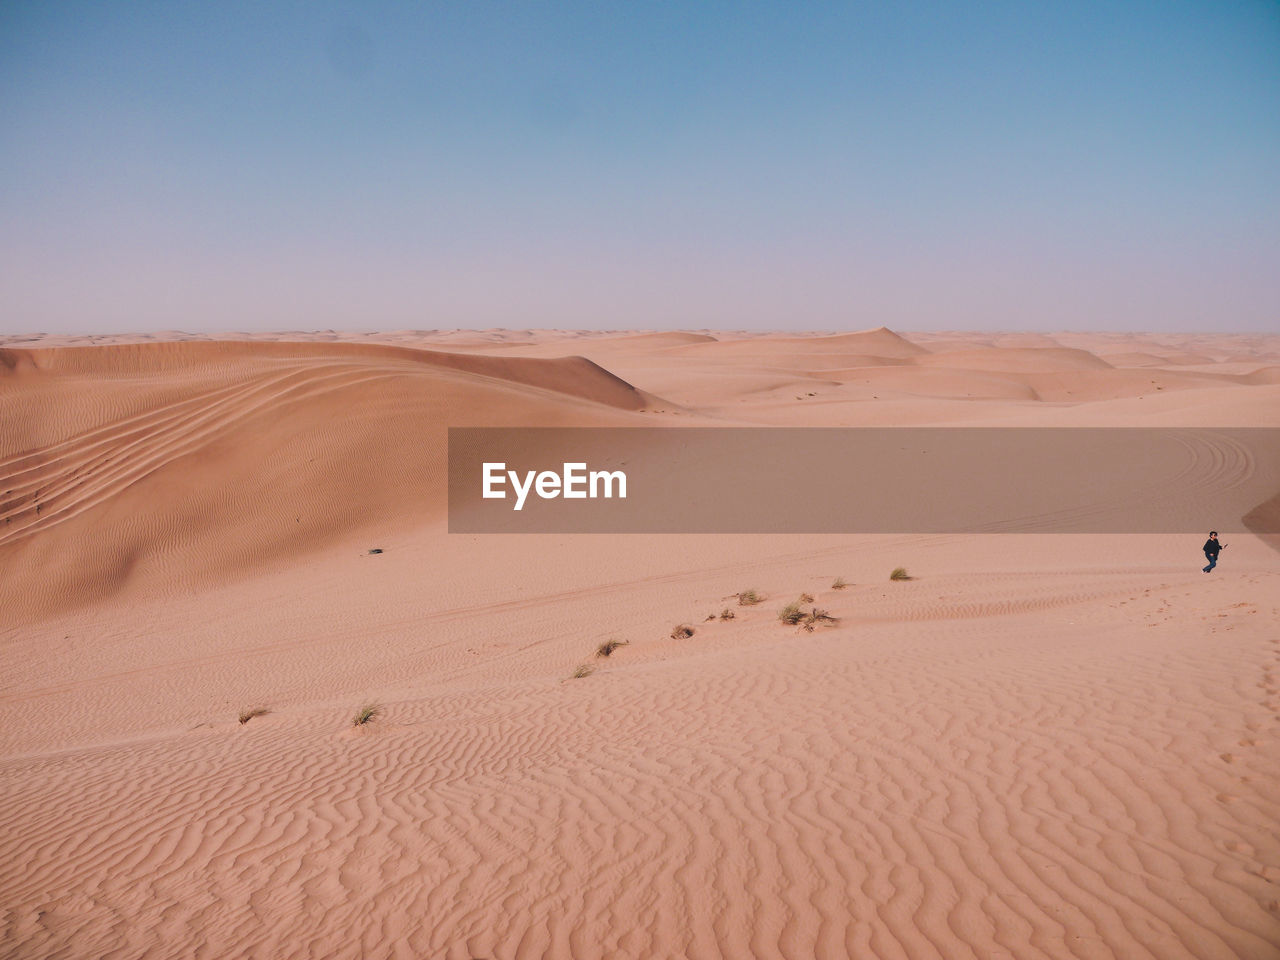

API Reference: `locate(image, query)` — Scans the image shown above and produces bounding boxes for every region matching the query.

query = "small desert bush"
[238,707,269,725]
[571,663,595,679]
[351,703,382,727]
[799,592,815,604]
[890,567,912,581]
[736,589,764,606]
[671,624,695,639]
[778,602,804,625]
[832,578,847,590]
[802,608,839,631]
[595,639,629,658]
[780,603,839,631]
[719,607,735,621]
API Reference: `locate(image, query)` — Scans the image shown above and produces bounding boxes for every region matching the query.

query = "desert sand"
[1,328,1278,959]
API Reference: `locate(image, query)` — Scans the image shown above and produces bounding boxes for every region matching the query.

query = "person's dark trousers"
[1203,551,1217,572]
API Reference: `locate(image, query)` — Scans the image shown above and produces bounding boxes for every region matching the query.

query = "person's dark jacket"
[1204,538,1221,557]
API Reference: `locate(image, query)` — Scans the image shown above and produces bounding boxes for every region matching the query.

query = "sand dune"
[2,329,1278,959]
[914,345,1115,372]
[666,326,928,361]
[1099,350,1178,367]
[1239,367,1280,386]
[0,340,651,623]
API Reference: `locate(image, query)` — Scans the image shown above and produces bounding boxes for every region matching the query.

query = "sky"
[1,0,1277,333]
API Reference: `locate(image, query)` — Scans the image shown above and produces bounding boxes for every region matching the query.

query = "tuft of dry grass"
[890,567,912,581]
[780,602,840,631]
[238,707,269,725]
[571,663,595,679]
[799,592,815,604]
[705,613,716,621]
[671,624,695,639]
[832,577,848,590]
[595,639,629,658]
[351,703,382,727]
[802,608,839,631]
[735,589,764,606]
[778,602,805,625]
[719,607,735,621]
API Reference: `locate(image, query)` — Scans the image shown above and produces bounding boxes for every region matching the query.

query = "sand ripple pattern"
[2,581,1277,960]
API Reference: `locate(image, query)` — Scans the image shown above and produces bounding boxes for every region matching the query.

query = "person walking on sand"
[1202,531,1226,573]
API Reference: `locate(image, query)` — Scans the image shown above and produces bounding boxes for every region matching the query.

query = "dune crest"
[0,339,651,410]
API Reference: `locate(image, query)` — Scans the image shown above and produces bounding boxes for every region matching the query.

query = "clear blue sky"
[2,1,1277,332]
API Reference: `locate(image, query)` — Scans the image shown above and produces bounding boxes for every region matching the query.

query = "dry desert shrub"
[351,703,382,726]
[238,707,269,725]
[671,624,695,639]
[802,608,839,631]
[890,567,912,581]
[778,602,805,625]
[832,578,848,590]
[736,589,764,606]
[719,607,735,621]
[595,639,629,658]
[571,663,595,679]
[799,592,815,604]
[780,603,840,631]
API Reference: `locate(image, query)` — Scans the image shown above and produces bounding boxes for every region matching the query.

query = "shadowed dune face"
[2,329,1280,960]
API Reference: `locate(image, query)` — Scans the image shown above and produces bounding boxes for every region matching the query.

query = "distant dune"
[914,345,1115,371]
[666,325,928,361]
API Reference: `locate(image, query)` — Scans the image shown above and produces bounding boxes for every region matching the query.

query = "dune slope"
[0,340,649,622]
